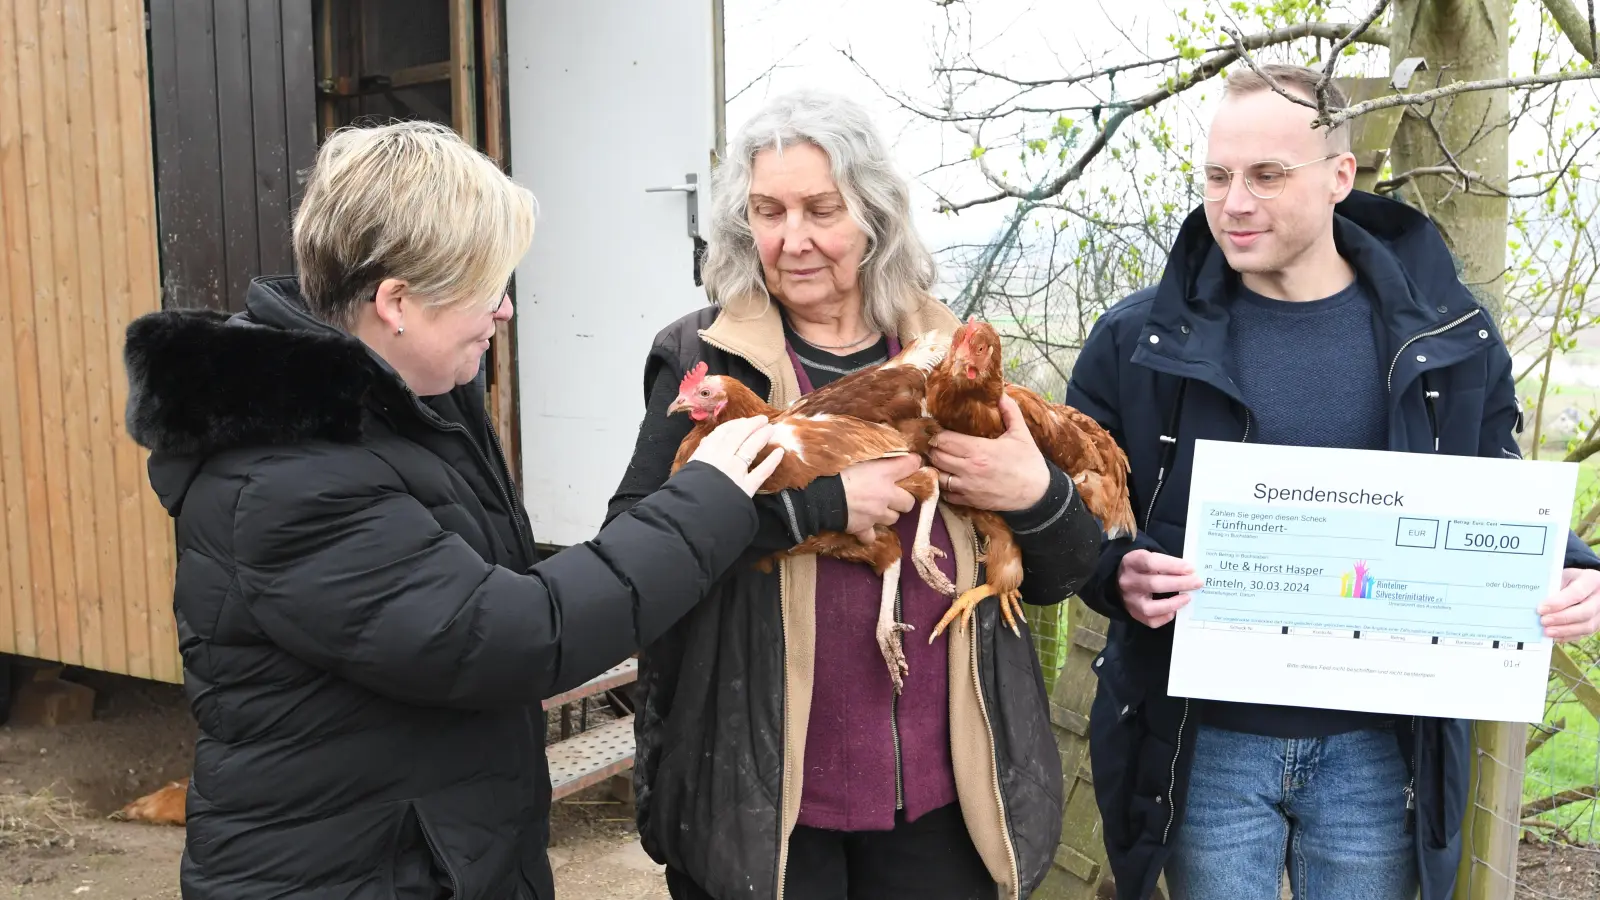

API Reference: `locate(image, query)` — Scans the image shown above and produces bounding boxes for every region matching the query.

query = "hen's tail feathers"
[1077,471,1139,541]
[885,330,948,374]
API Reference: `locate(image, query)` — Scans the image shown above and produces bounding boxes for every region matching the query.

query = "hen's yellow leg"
[929,584,1025,642]
[930,583,994,642]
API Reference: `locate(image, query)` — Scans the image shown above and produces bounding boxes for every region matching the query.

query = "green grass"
[1522,667,1600,844]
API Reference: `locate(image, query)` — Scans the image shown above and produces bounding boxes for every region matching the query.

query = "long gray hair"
[701,88,937,331]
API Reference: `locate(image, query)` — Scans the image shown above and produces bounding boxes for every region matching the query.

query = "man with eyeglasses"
[1066,63,1600,900]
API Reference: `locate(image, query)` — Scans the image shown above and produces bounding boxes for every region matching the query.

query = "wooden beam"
[479,0,518,489]
[449,0,477,147]
[320,61,453,98]
[480,3,505,165]
[315,0,335,137]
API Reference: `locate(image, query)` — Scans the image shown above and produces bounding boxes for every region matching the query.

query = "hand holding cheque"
[1142,440,1591,723]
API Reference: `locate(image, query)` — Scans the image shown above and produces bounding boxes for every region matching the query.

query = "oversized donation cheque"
[1171,440,1578,723]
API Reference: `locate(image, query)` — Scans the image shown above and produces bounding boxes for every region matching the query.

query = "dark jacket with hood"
[1065,191,1600,900]
[605,292,1106,900]
[121,276,762,900]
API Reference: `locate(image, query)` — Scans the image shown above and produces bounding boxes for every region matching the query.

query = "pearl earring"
[396,325,405,335]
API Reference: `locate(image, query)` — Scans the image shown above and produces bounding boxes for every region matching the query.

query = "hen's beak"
[666,395,690,416]
[948,347,973,379]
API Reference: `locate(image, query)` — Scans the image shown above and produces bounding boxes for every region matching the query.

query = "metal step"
[542,658,638,711]
[548,714,636,800]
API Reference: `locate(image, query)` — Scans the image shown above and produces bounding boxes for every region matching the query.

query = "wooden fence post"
[1453,720,1524,899]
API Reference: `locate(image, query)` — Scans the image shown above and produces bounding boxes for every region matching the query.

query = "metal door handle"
[646,173,700,239]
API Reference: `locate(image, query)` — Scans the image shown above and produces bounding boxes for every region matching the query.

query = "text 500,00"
[1460,533,1521,551]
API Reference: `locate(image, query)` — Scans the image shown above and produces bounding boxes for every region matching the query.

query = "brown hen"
[924,317,1136,640]
[667,333,950,692]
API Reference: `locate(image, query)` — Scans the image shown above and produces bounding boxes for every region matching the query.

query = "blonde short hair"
[1223,64,1352,152]
[292,120,536,328]
[702,88,936,331]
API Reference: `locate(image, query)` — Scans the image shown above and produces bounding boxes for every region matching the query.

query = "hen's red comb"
[680,361,709,395]
[955,316,977,353]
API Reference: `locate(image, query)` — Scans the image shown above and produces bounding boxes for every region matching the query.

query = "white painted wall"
[506,0,720,547]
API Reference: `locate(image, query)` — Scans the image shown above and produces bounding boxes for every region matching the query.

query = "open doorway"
[311,0,520,477]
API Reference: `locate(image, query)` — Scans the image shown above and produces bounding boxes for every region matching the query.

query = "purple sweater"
[787,340,960,832]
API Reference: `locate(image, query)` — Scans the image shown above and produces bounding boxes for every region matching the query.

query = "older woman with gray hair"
[121,120,784,900]
[607,89,1103,900]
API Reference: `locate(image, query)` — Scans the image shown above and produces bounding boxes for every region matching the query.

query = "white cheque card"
[1171,440,1578,723]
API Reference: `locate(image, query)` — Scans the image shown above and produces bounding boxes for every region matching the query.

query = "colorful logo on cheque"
[1339,560,1375,598]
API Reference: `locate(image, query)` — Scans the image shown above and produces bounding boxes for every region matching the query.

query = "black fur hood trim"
[123,305,376,456]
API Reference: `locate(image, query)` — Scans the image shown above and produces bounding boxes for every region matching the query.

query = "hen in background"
[113,778,188,826]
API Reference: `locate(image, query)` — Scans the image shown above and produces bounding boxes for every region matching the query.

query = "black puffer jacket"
[122,277,762,900]
[607,294,1106,900]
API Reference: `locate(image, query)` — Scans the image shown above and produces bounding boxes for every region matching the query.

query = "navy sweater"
[1203,278,1394,738]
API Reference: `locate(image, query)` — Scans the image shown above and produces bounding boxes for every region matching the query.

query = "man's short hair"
[1222,63,1353,152]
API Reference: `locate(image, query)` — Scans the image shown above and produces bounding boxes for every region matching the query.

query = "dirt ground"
[1,668,1595,899]
[0,668,667,899]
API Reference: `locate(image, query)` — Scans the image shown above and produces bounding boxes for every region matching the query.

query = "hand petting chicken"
[923,317,1137,640]
[667,333,950,693]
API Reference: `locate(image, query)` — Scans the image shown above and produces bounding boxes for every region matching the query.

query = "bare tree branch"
[1316,0,1392,121]
[1324,69,1600,127]
[935,22,1392,91]
[727,37,811,104]
[1564,436,1600,464]
[1521,784,1599,818]
[1539,0,1599,63]
[934,23,1390,212]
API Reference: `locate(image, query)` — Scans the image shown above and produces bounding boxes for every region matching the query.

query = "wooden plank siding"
[148,0,316,312]
[0,0,179,682]
[1,0,511,686]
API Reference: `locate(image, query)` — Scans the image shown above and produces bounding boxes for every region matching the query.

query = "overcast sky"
[722,0,1600,260]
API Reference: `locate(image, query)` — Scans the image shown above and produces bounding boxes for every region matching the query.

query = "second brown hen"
[923,317,1136,639]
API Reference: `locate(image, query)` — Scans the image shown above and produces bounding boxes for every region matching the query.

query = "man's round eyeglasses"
[1195,154,1340,201]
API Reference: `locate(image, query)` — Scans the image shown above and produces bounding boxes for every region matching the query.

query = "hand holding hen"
[924,317,1137,639]
[666,335,951,693]
[927,393,1051,513]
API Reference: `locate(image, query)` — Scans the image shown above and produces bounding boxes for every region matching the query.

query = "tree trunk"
[1389,5,1522,898]
[1388,0,1512,317]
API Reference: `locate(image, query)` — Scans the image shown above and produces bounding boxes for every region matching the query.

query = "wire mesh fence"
[1031,606,1600,899]
[1026,599,1071,696]
[1466,638,1600,899]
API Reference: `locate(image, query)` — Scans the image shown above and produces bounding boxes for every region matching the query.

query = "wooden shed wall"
[0,0,181,683]
[148,0,317,312]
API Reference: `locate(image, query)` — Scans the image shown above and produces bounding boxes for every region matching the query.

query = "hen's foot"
[876,558,911,694]
[876,619,914,695]
[930,584,993,642]
[912,543,954,598]
[997,588,1024,637]
[929,584,1026,642]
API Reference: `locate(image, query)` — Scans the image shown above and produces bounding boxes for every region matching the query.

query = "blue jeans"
[1165,724,1418,900]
